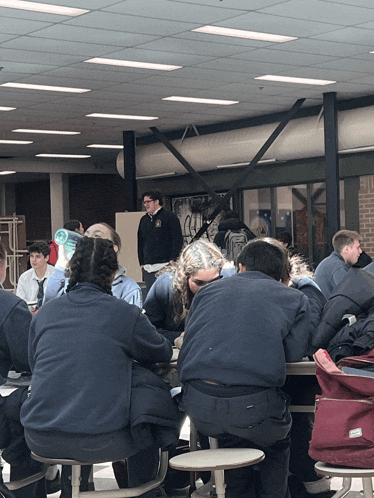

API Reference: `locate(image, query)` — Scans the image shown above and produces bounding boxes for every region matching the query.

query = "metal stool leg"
[213,469,226,498]
[332,477,351,498]
[71,465,81,498]
[362,477,373,498]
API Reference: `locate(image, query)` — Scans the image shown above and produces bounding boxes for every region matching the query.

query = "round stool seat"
[315,461,374,478]
[169,448,264,472]
[31,452,97,466]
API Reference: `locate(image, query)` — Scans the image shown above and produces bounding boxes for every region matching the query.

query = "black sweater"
[137,208,183,266]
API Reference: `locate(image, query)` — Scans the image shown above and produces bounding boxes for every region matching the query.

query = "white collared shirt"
[16,264,54,309]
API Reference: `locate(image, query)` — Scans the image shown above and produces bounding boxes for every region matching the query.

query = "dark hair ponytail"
[66,237,118,294]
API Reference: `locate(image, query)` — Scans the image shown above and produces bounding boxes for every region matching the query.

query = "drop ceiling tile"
[26,24,160,46]
[131,37,250,58]
[64,11,196,36]
[271,38,372,57]
[312,58,374,73]
[0,48,84,66]
[104,0,246,23]
[92,47,216,66]
[1,8,75,23]
[108,74,224,91]
[1,36,122,57]
[311,26,374,46]
[259,0,374,25]
[1,16,52,35]
[0,61,59,74]
[326,0,374,7]
[40,66,142,83]
[231,48,337,66]
[168,67,250,83]
[278,66,365,81]
[204,11,341,37]
[194,58,295,75]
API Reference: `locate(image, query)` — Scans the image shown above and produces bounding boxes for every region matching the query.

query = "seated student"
[16,242,53,311]
[0,242,47,498]
[44,222,142,307]
[178,239,310,498]
[143,239,228,345]
[20,237,178,498]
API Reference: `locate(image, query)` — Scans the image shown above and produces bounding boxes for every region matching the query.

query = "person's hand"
[169,260,176,266]
[55,244,69,269]
[174,331,185,350]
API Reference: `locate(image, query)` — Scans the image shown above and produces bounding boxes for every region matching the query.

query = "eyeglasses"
[143,200,154,205]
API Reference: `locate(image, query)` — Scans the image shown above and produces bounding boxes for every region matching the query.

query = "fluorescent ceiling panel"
[192,25,297,43]
[0,139,32,144]
[36,154,91,158]
[87,144,123,149]
[0,106,16,111]
[13,129,80,135]
[86,113,158,120]
[0,1,88,16]
[84,58,182,71]
[0,83,90,93]
[163,96,239,105]
[255,75,336,85]
[0,171,16,175]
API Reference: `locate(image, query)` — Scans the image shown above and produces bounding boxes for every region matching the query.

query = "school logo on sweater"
[155,220,162,228]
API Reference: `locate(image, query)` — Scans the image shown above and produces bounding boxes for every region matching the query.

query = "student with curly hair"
[20,237,175,498]
[143,239,229,345]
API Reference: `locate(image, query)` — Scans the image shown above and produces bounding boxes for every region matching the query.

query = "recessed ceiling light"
[192,26,297,43]
[0,83,90,93]
[87,144,124,149]
[84,58,182,71]
[13,129,80,135]
[0,171,16,175]
[0,1,88,16]
[255,75,336,86]
[0,106,16,111]
[86,113,158,121]
[36,154,91,158]
[0,139,32,144]
[163,96,239,105]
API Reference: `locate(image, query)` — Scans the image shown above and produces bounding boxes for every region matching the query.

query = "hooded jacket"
[43,265,142,307]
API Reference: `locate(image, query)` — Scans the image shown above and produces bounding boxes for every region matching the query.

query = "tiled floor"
[0,384,371,497]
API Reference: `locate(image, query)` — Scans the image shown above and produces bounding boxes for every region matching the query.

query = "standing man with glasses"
[137,190,183,293]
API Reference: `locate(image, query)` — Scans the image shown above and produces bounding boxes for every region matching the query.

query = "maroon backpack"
[309,348,374,468]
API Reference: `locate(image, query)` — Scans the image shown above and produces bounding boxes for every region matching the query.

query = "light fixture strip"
[0,106,16,111]
[84,58,182,71]
[13,129,80,135]
[0,1,89,16]
[192,25,297,43]
[87,144,124,149]
[0,171,16,175]
[255,75,336,86]
[86,113,158,121]
[1,83,90,93]
[36,154,91,158]
[0,139,32,144]
[163,96,238,105]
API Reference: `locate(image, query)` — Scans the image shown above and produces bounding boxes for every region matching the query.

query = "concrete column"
[0,184,5,216]
[50,173,69,238]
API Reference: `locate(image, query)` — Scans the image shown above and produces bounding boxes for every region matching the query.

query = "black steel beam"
[323,92,340,248]
[192,98,306,240]
[149,126,221,203]
[123,131,137,211]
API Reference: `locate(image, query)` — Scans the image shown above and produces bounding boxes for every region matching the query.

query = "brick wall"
[359,175,374,257]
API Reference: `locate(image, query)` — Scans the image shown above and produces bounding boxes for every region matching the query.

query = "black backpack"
[224,229,248,262]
